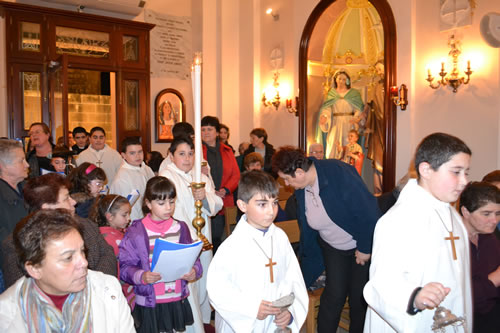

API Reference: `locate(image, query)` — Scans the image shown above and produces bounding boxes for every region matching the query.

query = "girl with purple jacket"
[118,176,202,333]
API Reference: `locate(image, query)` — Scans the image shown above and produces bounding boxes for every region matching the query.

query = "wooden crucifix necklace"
[436,207,459,260]
[253,236,276,283]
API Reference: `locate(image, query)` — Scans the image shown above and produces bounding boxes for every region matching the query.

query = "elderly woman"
[0,139,30,292]
[159,136,223,331]
[459,182,500,333]
[0,209,134,332]
[26,122,54,178]
[1,173,117,288]
[0,140,29,253]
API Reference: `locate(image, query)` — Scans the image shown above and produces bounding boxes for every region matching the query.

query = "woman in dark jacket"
[243,127,276,177]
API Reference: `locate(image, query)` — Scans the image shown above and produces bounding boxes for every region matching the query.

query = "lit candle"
[467,60,470,69]
[441,62,445,72]
[427,68,431,77]
[192,53,202,183]
[390,86,398,96]
[286,99,292,108]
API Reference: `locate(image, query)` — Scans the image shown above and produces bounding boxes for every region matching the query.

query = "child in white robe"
[110,137,154,221]
[207,170,308,332]
[363,132,473,333]
[159,136,223,331]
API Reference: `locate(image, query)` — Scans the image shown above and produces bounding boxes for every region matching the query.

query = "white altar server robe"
[363,179,472,333]
[76,144,122,184]
[110,161,155,221]
[207,216,309,333]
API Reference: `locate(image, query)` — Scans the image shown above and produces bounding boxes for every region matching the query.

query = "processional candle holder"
[191,181,213,251]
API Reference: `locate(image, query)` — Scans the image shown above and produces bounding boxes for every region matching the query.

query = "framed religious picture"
[154,88,185,143]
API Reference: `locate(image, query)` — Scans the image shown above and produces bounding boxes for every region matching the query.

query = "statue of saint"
[315,70,364,159]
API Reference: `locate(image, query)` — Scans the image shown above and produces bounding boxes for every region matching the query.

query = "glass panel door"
[22,71,42,130]
[48,55,68,146]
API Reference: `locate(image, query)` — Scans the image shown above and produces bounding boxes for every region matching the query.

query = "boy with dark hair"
[207,170,308,332]
[458,181,500,333]
[110,136,154,221]
[172,122,195,139]
[272,145,379,333]
[364,132,473,332]
[72,126,89,154]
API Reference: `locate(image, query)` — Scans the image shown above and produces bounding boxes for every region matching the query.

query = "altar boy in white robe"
[159,136,223,331]
[207,170,308,332]
[110,137,154,221]
[363,132,473,333]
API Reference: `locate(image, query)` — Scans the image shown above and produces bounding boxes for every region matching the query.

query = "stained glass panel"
[22,72,42,130]
[124,80,139,131]
[55,26,109,58]
[123,36,138,62]
[21,22,40,52]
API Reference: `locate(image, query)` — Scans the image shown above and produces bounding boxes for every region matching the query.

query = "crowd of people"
[0,119,498,333]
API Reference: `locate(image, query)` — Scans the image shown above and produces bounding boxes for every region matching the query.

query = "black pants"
[473,302,500,333]
[317,237,369,333]
[211,214,225,254]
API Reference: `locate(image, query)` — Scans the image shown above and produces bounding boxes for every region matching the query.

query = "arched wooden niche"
[298,0,397,194]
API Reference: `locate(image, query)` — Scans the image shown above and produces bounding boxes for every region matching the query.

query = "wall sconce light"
[285,97,299,116]
[262,71,281,110]
[390,84,408,110]
[426,35,473,93]
[266,8,279,21]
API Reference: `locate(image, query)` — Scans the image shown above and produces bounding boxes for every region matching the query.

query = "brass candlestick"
[191,182,213,251]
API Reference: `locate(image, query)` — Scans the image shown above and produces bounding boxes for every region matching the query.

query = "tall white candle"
[192,53,202,183]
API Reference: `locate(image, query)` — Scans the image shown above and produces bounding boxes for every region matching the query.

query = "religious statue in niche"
[440,0,475,32]
[155,88,185,143]
[306,0,386,194]
[315,70,364,159]
[363,60,385,195]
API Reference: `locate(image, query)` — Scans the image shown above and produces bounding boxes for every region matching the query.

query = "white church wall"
[257,0,300,149]
[147,0,199,155]
[411,0,500,182]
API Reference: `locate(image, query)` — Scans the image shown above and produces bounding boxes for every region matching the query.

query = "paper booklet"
[127,189,140,206]
[151,239,203,282]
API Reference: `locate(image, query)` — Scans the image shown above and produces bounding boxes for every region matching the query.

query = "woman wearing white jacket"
[0,209,135,333]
